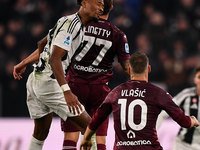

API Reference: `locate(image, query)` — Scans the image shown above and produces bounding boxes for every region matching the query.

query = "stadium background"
[0,0,200,149]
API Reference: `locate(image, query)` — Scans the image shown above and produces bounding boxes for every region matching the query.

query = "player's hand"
[80,138,93,150]
[64,90,83,115]
[13,61,27,80]
[190,116,199,127]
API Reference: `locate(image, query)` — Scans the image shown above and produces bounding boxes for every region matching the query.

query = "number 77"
[75,35,112,66]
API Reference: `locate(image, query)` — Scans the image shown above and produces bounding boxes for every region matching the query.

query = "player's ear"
[110,5,113,11]
[128,66,131,75]
[81,0,87,8]
[148,65,151,73]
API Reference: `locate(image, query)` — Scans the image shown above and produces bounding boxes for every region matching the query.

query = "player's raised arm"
[13,36,47,80]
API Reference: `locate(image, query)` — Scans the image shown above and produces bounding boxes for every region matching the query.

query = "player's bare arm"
[120,59,130,79]
[49,45,83,115]
[13,36,47,80]
[38,36,47,54]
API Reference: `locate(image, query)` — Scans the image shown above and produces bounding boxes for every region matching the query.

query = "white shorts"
[26,72,85,120]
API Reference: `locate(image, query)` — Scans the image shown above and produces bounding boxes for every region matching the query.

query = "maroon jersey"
[88,80,191,150]
[66,18,130,84]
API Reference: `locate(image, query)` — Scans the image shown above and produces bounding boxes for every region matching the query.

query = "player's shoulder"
[111,81,128,94]
[110,22,125,36]
[178,86,196,96]
[64,13,78,20]
[146,82,166,93]
[57,13,75,23]
[99,18,125,35]
[112,23,127,41]
[60,13,82,33]
[173,87,196,103]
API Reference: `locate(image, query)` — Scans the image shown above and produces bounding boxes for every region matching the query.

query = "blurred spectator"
[143,11,168,54]
[135,33,165,83]
[109,0,138,52]
[163,40,189,96]
[168,16,198,56]
[175,0,197,27]
[1,59,29,116]
[3,33,19,59]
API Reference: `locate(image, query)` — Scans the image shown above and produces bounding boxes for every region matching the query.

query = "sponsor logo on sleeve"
[125,43,129,53]
[64,36,71,45]
[172,98,177,105]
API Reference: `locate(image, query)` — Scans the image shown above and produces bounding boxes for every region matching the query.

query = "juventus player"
[13,0,104,150]
[80,52,199,150]
[157,66,200,150]
[61,0,130,149]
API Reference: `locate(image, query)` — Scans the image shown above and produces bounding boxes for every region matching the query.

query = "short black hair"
[195,66,200,75]
[129,52,149,74]
[77,0,82,5]
[102,0,113,15]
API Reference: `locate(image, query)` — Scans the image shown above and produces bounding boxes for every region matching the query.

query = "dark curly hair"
[195,66,200,75]
[77,0,82,5]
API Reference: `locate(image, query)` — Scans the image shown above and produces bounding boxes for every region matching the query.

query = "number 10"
[118,99,147,131]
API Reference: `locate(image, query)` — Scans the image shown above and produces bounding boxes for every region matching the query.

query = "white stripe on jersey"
[67,17,80,34]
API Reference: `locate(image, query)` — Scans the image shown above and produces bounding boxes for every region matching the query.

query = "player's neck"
[100,14,109,20]
[131,75,148,82]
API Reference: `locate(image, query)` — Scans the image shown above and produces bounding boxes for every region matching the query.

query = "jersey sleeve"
[115,32,130,62]
[53,28,73,52]
[156,88,191,128]
[88,91,114,131]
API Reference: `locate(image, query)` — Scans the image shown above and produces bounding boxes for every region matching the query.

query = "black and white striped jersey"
[174,87,200,147]
[33,13,85,78]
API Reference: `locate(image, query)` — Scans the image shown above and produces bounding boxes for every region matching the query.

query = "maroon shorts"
[61,82,110,136]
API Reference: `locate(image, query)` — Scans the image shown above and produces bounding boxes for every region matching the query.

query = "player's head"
[129,52,151,76]
[78,0,104,24]
[102,0,113,15]
[194,66,200,87]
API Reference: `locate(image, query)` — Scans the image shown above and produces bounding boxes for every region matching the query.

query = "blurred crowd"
[0,0,200,117]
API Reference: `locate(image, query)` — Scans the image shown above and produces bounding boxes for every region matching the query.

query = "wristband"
[61,84,70,92]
